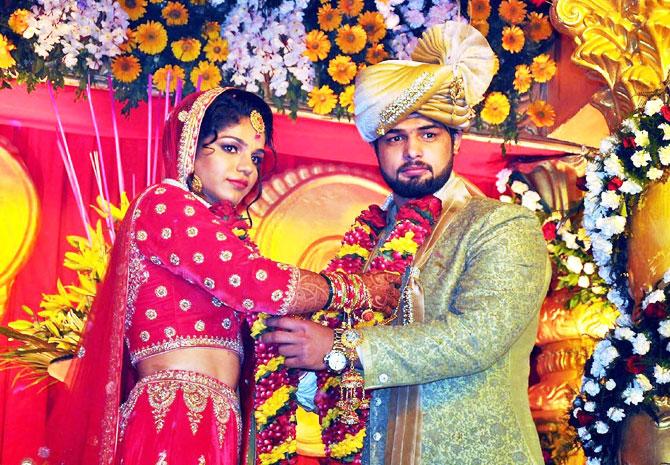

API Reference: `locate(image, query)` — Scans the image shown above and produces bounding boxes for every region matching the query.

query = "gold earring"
[190,174,203,195]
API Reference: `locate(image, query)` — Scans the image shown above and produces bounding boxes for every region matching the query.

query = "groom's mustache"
[397,161,433,175]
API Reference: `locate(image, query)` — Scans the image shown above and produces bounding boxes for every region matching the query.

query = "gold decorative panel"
[249,164,389,271]
[0,140,40,319]
[552,0,670,127]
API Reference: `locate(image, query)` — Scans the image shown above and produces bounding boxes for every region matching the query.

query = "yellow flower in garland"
[135,21,168,55]
[329,429,366,459]
[338,0,364,17]
[501,25,525,53]
[513,64,532,93]
[202,21,221,40]
[8,9,30,35]
[340,85,355,114]
[0,34,16,70]
[381,230,418,256]
[308,85,337,115]
[471,20,489,37]
[304,30,331,62]
[258,439,297,465]
[358,11,386,43]
[250,314,268,338]
[480,91,510,125]
[255,384,293,427]
[366,43,388,65]
[527,100,556,127]
[162,1,189,26]
[468,0,491,21]
[336,242,369,259]
[527,12,552,42]
[111,55,142,83]
[172,37,202,62]
[336,24,367,55]
[318,5,342,32]
[328,55,357,85]
[498,0,527,25]
[531,53,557,83]
[256,356,285,381]
[152,64,185,92]
[118,0,147,21]
[190,60,222,91]
[204,37,229,62]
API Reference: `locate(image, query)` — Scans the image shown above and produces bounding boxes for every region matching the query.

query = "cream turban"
[354,21,495,142]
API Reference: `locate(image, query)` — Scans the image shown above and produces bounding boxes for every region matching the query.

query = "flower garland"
[462,0,557,141]
[247,194,442,465]
[583,93,670,316]
[570,271,670,465]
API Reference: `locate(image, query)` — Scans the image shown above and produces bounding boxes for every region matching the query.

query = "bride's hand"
[360,271,402,317]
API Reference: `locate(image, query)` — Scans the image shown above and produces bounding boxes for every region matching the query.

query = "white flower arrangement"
[23,0,128,71]
[583,93,670,315]
[222,0,314,99]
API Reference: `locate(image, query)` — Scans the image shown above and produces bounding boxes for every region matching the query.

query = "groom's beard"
[381,160,453,198]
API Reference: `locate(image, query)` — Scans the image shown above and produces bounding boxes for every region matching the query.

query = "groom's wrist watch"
[323,328,347,373]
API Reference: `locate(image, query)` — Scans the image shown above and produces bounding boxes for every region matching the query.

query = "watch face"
[326,350,347,372]
[342,329,361,348]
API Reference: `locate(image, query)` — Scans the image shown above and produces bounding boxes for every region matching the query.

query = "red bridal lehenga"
[46,88,299,465]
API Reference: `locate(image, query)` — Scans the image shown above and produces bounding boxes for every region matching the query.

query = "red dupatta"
[46,88,231,465]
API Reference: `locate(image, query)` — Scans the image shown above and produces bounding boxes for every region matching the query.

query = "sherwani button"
[379,373,389,383]
[373,432,382,441]
[375,398,382,406]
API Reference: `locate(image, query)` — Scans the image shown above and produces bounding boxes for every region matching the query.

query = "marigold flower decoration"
[366,43,388,65]
[119,0,148,21]
[530,53,557,83]
[481,91,511,125]
[336,24,367,55]
[304,30,331,62]
[308,85,338,115]
[318,4,343,32]
[190,60,221,91]
[327,55,357,85]
[112,55,142,83]
[527,100,556,128]
[0,34,16,70]
[358,11,386,44]
[501,25,525,53]
[338,0,364,17]
[172,37,201,62]
[162,1,189,26]
[135,21,168,55]
[498,0,527,24]
[8,9,30,35]
[153,64,186,92]
[339,85,355,114]
[204,37,228,63]
[513,64,532,93]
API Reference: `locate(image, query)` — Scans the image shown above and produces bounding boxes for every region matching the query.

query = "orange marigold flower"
[190,60,222,91]
[135,21,168,55]
[471,20,489,37]
[308,85,337,115]
[498,0,527,25]
[162,1,189,26]
[527,100,556,127]
[358,11,386,43]
[118,0,147,21]
[530,53,557,82]
[480,91,510,125]
[152,64,185,92]
[202,21,221,40]
[492,55,500,76]
[366,43,388,65]
[328,55,357,85]
[501,25,525,53]
[338,0,364,17]
[527,12,552,42]
[318,5,342,32]
[469,0,491,21]
[204,37,229,62]
[340,84,355,114]
[172,37,201,62]
[8,9,30,35]
[513,64,532,93]
[111,55,141,83]
[119,28,137,53]
[304,30,331,62]
[336,24,367,55]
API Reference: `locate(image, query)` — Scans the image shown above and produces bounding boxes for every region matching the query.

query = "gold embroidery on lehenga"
[198,455,206,465]
[156,450,168,465]
[182,383,209,434]
[212,392,232,446]
[148,381,180,432]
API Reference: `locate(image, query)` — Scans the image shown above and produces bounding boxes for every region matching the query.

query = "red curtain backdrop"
[0,83,561,464]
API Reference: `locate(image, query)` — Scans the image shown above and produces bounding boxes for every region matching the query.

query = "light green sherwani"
[358,176,551,465]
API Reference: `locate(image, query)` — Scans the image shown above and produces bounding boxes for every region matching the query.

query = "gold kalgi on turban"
[354,21,496,142]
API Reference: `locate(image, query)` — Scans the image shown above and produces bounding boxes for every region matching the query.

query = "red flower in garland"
[575,409,596,427]
[359,204,387,230]
[625,355,646,374]
[661,105,670,122]
[644,301,668,319]
[542,221,557,241]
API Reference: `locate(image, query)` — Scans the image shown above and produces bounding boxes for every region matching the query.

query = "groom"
[264,21,550,465]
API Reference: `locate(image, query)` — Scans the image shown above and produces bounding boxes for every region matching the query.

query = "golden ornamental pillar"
[0,139,40,320]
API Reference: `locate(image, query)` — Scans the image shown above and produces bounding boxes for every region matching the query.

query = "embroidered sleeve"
[358,206,551,389]
[134,184,298,315]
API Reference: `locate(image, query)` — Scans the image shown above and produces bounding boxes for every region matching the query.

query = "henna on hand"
[288,270,329,314]
[361,271,402,317]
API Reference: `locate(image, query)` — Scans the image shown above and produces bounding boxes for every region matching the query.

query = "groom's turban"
[354,21,496,142]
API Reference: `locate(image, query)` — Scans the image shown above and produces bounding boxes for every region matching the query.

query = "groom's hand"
[261,317,333,370]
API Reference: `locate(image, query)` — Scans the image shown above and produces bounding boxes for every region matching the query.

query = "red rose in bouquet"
[625,355,645,374]
[542,221,557,241]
